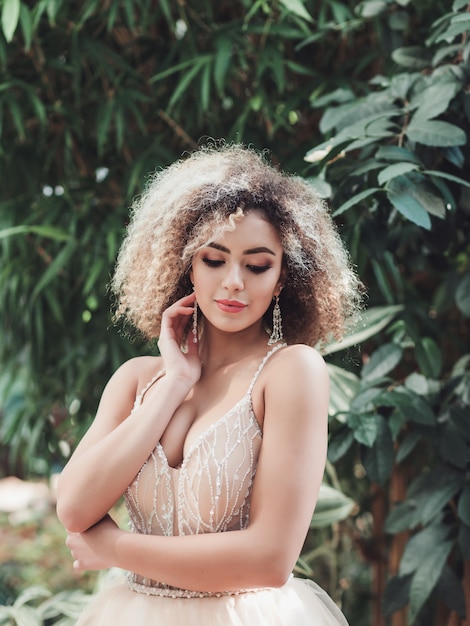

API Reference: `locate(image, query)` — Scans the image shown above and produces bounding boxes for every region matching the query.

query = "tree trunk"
[389,460,409,626]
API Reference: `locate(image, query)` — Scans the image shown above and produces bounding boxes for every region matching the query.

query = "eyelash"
[201,258,271,274]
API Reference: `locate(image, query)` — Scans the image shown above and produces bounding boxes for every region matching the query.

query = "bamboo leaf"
[150,55,212,84]
[279,0,313,22]
[168,58,211,111]
[19,4,33,50]
[0,225,70,241]
[1,0,20,42]
[214,36,232,95]
[31,240,77,300]
[200,61,211,113]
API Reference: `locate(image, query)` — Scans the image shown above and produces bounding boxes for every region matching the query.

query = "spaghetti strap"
[132,369,166,411]
[247,343,286,397]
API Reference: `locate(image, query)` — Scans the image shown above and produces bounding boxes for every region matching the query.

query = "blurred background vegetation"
[0,0,469,625]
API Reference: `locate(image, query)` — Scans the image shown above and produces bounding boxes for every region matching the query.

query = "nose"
[222,262,244,291]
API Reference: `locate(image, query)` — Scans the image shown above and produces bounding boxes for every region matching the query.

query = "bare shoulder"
[104,355,164,399]
[252,344,329,427]
[264,344,328,388]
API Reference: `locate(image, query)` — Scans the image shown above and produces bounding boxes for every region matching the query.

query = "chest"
[125,399,263,537]
[160,369,264,469]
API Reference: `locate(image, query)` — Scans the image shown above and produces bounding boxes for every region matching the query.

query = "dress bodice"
[124,344,285,596]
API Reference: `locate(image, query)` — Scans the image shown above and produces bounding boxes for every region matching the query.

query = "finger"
[162,305,194,323]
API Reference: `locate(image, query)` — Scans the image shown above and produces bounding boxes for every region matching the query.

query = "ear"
[274,267,287,297]
[189,267,194,285]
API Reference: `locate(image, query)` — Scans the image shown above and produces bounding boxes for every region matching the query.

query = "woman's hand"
[157,292,202,387]
[66,514,122,571]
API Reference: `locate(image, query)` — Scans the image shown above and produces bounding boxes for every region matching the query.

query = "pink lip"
[216,299,247,313]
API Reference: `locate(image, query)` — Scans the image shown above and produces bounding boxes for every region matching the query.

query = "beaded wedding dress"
[76,345,348,625]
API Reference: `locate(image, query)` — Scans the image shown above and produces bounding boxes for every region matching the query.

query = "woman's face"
[190,211,285,338]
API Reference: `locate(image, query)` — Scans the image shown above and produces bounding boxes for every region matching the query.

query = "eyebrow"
[207,243,277,256]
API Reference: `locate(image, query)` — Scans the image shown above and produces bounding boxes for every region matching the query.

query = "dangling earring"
[268,294,283,345]
[192,300,198,343]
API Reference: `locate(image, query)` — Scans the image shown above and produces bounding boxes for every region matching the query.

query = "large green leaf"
[392,46,430,70]
[409,539,454,623]
[410,80,461,122]
[415,337,442,378]
[460,524,470,559]
[350,388,383,414]
[399,520,451,576]
[399,394,436,426]
[458,483,470,526]
[322,305,404,355]
[327,364,360,416]
[327,427,355,463]
[382,575,411,617]
[348,413,380,447]
[362,343,403,382]
[362,416,394,485]
[378,162,419,185]
[436,566,466,618]
[385,467,463,531]
[310,484,355,528]
[456,272,470,316]
[387,175,432,229]
[407,119,467,147]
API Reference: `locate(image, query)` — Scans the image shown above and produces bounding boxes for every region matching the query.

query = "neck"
[198,322,270,370]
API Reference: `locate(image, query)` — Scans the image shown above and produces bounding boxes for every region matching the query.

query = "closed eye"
[202,258,224,268]
[247,264,271,274]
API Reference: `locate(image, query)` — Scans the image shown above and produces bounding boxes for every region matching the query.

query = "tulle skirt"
[76,575,348,625]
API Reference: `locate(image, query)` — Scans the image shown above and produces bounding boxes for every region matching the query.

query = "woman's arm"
[57,293,201,533]
[66,345,329,591]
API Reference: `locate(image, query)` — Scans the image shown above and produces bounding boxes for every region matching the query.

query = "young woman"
[57,143,361,625]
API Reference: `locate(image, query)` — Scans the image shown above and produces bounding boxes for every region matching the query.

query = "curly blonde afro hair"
[110,143,362,348]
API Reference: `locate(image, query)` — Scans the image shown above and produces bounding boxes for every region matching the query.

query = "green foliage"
[1,0,470,624]
[0,585,89,625]
[306,1,470,622]
[0,0,370,475]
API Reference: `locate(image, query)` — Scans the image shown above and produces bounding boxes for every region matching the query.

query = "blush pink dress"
[76,345,348,625]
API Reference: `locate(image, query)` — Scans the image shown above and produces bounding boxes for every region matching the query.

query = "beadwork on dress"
[124,344,285,597]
